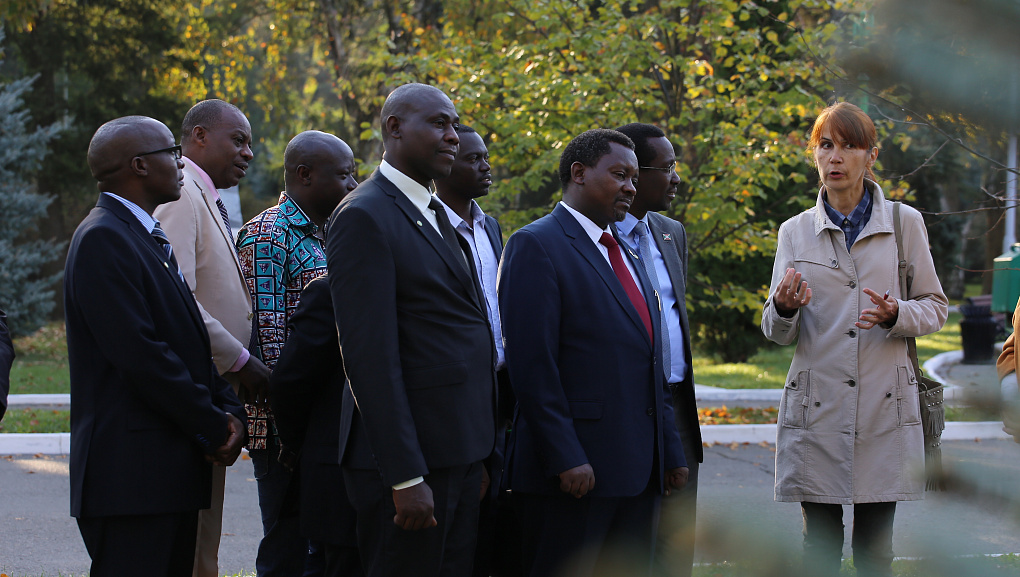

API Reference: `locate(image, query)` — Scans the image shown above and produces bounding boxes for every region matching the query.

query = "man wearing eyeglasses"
[153,99,270,577]
[614,123,702,577]
[66,116,246,576]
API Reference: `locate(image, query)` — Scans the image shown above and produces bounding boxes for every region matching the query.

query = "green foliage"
[0,29,68,337]
[0,408,69,433]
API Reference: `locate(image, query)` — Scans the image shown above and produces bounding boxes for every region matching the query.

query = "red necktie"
[598,232,653,344]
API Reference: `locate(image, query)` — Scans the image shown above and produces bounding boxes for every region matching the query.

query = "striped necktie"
[215,197,234,242]
[151,223,185,283]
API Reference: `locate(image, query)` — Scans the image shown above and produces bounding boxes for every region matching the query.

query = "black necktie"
[151,223,185,284]
[428,196,470,273]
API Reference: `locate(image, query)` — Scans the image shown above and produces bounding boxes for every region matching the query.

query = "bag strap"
[893,202,924,378]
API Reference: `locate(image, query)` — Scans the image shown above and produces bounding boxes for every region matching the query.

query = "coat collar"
[812,179,893,239]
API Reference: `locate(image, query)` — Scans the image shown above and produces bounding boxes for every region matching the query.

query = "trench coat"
[762,181,948,504]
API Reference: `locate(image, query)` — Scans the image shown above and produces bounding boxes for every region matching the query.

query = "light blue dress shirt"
[616,213,688,384]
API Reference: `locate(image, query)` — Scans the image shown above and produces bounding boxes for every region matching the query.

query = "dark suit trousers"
[77,510,199,577]
[515,488,661,577]
[344,461,483,577]
[655,410,701,577]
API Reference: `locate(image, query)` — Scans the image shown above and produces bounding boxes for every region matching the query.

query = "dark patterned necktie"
[428,196,470,273]
[598,232,653,344]
[152,223,185,283]
[215,197,234,241]
[634,221,671,378]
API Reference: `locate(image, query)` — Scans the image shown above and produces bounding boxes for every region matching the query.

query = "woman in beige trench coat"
[761,102,948,577]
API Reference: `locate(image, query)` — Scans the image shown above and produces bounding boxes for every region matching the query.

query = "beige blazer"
[153,162,253,375]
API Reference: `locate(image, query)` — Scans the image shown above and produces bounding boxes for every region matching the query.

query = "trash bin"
[993,243,1020,313]
[960,300,998,364]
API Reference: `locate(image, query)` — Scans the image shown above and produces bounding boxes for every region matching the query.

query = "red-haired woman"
[761,102,948,577]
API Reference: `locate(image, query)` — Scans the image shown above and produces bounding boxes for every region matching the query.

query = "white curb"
[700,421,1011,445]
[8,393,71,407]
[0,433,71,454]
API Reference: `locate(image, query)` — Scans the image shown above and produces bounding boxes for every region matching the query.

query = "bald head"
[284,130,352,182]
[380,84,453,143]
[87,115,183,214]
[88,116,165,182]
[283,130,357,228]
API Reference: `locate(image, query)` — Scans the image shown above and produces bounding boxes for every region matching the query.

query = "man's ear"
[384,115,401,140]
[570,161,586,185]
[296,164,312,185]
[191,125,207,146]
[130,156,148,177]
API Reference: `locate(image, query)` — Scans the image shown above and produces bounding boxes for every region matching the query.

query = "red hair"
[809,102,879,181]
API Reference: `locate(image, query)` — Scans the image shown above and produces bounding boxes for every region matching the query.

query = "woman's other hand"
[773,268,812,317]
[857,287,899,329]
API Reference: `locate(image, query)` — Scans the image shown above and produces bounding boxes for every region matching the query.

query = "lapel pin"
[416,220,423,227]
[662,233,672,242]
[628,249,639,259]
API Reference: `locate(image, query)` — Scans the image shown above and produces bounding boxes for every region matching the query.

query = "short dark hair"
[455,124,476,135]
[181,99,242,142]
[614,123,666,166]
[558,129,635,187]
[379,83,449,140]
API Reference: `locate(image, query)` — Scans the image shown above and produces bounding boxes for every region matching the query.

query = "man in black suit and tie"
[433,124,520,576]
[615,123,703,577]
[65,116,247,577]
[326,83,496,576]
[498,128,688,577]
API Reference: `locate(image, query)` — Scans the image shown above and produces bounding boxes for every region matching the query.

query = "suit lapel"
[185,166,247,285]
[373,172,484,313]
[648,215,693,383]
[98,196,206,334]
[552,205,652,348]
[483,216,503,261]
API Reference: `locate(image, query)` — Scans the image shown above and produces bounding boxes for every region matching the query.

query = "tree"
[0,29,69,336]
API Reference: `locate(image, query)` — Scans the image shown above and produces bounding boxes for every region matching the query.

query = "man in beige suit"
[154,99,271,577]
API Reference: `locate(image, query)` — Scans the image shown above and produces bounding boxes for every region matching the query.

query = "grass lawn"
[8,322,70,395]
[691,554,1020,576]
[695,311,964,389]
[0,408,70,433]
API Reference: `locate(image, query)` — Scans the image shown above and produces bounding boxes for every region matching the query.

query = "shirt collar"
[559,201,611,244]
[182,156,222,203]
[277,192,317,234]
[615,212,645,239]
[822,187,871,228]
[434,195,485,230]
[379,159,432,214]
[103,191,157,233]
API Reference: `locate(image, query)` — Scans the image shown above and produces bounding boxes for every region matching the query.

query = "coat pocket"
[896,365,921,426]
[782,370,811,429]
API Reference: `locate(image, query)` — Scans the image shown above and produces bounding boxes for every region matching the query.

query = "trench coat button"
[646,408,655,416]
[886,392,892,398]
[849,281,856,289]
[848,379,856,387]
[814,401,821,407]
[848,329,856,338]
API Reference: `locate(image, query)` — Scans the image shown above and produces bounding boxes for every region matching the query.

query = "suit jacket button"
[646,408,655,416]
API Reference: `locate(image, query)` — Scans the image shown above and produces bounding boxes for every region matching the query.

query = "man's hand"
[236,355,270,406]
[663,467,689,496]
[393,482,437,530]
[207,413,245,466]
[558,464,594,498]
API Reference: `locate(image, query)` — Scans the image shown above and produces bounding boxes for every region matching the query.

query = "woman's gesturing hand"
[773,268,812,316]
[857,287,899,329]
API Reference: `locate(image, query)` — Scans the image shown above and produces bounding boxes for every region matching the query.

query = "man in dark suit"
[269,275,361,577]
[615,123,703,577]
[325,83,497,577]
[0,309,13,421]
[65,116,247,577]
[498,128,688,577]
[433,125,520,577]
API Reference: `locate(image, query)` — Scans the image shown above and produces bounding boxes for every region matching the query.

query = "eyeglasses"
[136,145,183,160]
[639,161,676,173]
